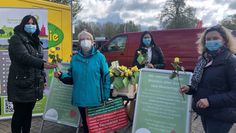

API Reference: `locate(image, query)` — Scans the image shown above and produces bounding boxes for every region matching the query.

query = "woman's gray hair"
[77,30,94,42]
[197,25,236,54]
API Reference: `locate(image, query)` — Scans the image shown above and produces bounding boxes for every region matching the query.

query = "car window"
[105,35,127,52]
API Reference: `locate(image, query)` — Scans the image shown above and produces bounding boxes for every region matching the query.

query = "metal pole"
[71,0,73,54]
[75,117,81,133]
[39,119,45,133]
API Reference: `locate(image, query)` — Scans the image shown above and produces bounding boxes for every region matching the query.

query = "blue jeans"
[201,116,233,133]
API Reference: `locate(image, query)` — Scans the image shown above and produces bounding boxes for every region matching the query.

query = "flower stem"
[177,73,185,100]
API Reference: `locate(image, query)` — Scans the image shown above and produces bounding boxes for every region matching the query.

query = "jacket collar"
[211,50,232,67]
[77,47,98,58]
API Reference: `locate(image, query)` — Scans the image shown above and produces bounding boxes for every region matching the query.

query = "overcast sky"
[76,0,236,29]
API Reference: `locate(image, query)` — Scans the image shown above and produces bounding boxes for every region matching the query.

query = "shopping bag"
[86,97,128,133]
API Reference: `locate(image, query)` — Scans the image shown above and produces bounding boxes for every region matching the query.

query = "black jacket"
[7,28,45,102]
[189,50,236,122]
[132,46,165,69]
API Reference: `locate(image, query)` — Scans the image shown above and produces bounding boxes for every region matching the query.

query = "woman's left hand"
[146,63,154,68]
[196,98,209,108]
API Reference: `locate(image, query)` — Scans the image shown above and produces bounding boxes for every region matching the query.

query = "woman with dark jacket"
[8,15,56,133]
[132,31,164,69]
[180,25,236,133]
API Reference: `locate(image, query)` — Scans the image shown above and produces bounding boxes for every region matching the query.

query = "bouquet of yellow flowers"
[109,65,139,89]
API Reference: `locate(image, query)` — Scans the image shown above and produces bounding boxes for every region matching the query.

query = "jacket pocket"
[35,76,44,100]
[14,72,34,88]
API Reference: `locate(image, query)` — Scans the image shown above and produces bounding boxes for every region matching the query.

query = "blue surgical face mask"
[143,38,151,46]
[205,40,223,51]
[24,24,37,34]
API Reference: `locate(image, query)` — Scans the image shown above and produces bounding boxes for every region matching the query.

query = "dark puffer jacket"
[7,27,45,102]
[132,46,165,69]
[189,50,236,122]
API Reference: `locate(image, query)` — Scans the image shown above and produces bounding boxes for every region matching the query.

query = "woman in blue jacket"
[54,30,110,133]
[180,25,236,133]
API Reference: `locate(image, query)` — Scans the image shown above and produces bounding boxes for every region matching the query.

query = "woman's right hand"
[44,62,57,69]
[54,71,61,78]
[179,85,190,94]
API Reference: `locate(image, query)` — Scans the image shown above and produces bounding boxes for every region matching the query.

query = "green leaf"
[171,63,177,69]
[112,77,124,89]
[123,77,129,88]
[48,54,54,58]
[137,54,145,64]
[169,71,177,79]
[134,71,139,84]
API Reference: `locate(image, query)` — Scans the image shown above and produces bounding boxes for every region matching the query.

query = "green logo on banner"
[48,22,64,48]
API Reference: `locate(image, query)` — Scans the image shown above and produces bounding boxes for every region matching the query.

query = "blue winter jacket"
[59,47,110,107]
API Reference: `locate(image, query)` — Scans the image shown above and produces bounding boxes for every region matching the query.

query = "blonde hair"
[77,30,94,42]
[197,25,236,54]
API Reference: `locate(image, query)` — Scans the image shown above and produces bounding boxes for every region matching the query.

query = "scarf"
[191,46,227,90]
[191,56,208,90]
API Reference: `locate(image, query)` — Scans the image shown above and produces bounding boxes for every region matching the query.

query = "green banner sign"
[132,69,192,133]
[43,63,80,127]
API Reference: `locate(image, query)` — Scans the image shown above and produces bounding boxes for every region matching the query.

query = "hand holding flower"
[44,62,57,69]
[179,85,190,94]
[54,71,62,78]
[136,50,148,65]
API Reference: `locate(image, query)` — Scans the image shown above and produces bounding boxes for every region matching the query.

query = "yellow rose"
[110,72,114,77]
[48,58,52,63]
[120,66,127,71]
[174,57,180,63]
[128,71,133,76]
[121,72,124,77]
[131,66,139,72]
[125,72,129,77]
[49,47,56,54]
